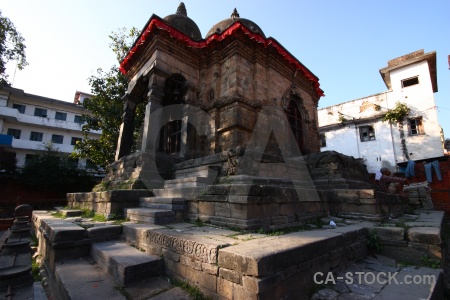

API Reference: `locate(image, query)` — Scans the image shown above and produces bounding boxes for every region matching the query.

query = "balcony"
[11,139,76,153]
[0,106,101,134]
[0,134,13,147]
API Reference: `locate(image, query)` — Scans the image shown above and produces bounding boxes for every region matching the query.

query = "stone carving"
[146,230,219,263]
[281,84,310,122]
[224,148,238,175]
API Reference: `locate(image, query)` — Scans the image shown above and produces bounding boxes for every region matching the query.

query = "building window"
[51,134,64,144]
[30,131,43,142]
[68,157,79,168]
[320,133,326,147]
[359,125,376,142]
[7,128,21,139]
[159,120,182,154]
[34,108,47,117]
[408,117,424,135]
[74,115,83,124]
[25,154,37,164]
[401,76,419,88]
[13,104,26,113]
[55,111,67,121]
[71,137,82,145]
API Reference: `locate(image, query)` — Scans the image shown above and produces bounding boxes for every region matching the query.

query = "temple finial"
[176,2,187,16]
[231,8,240,20]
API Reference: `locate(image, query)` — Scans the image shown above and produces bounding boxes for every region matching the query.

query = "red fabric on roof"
[120,18,324,97]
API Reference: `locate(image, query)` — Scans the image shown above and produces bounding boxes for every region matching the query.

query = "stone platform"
[31,208,444,299]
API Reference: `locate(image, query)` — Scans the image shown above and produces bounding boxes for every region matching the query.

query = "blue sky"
[2,0,449,136]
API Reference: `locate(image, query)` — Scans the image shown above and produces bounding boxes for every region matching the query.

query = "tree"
[0,147,17,174]
[445,138,450,151]
[0,11,27,86]
[19,142,94,192]
[73,27,145,168]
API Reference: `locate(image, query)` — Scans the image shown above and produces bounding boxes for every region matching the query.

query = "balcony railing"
[0,106,101,134]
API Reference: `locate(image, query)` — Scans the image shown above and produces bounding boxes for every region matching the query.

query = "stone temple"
[68,2,408,228]
[27,4,444,300]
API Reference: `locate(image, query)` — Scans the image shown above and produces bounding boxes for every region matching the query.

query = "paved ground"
[443,214,450,299]
[311,254,442,299]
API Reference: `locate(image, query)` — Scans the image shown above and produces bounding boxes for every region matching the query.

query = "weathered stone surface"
[148,287,193,300]
[202,262,219,275]
[407,227,441,245]
[145,229,229,263]
[198,201,215,216]
[370,227,405,241]
[53,257,126,300]
[91,241,162,284]
[218,230,347,277]
[311,288,339,300]
[375,267,442,299]
[180,255,202,270]
[57,209,82,217]
[162,248,180,262]
[217,277,233,299]
[86,225,122,238]
[43,219,86,243]
[219,267,242,284]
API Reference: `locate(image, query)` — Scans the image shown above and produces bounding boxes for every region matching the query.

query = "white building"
[0,86,100,168]
[318,50,444,173]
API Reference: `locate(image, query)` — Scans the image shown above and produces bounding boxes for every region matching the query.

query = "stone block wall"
[369,211,443,265]
[321,189,409,221]
[32,211,123,273]
[125,224,368,300]
[67,190,151,218]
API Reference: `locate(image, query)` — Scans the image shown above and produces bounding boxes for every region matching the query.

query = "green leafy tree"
[19,142,94,192]
[73,27,145,168]
[0,147,17,174]
[445,138,450,151]
[0,11,27,86]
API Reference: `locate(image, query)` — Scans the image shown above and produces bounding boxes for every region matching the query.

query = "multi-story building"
[318,50,444,173]
[0,86,100,168]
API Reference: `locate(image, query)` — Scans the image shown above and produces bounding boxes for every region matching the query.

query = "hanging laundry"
[424,160,442,183]
[405,160,415,178]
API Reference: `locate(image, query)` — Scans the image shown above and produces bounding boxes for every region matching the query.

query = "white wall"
[0,88,101,168]
[319,57,443,173]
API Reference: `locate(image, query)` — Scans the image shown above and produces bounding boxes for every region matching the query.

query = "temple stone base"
[67,190,151,218]
[31,209,444,299]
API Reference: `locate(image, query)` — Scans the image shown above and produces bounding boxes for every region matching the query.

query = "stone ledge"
[370,226,405,241]
[407,227,441,245]
[217,228,364,277]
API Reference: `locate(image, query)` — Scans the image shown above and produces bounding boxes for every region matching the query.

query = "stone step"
[152,186,205,199]
[140,197,186,205]
[50,257,127,300]
[174,165,220,180]
[55,207,82,217]
[91,241,163,285]
[125,208,176,224]
[164,177,213,189]
[139,197,186,211]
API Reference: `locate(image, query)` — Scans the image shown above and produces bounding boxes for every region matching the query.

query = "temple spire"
[231,8,240,20]
[176,2,187,16]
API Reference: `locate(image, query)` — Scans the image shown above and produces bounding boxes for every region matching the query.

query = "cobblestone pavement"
[311,253,442,299]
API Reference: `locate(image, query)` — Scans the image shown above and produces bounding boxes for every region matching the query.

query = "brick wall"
[0,175,66,209]
[409,158,450,211]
